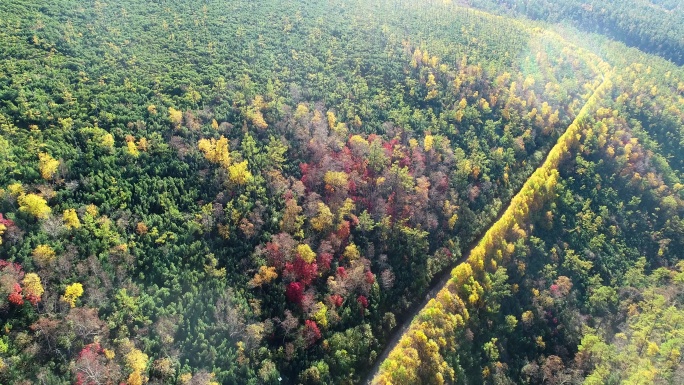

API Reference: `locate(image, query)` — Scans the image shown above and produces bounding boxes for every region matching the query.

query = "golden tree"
[296,244,316,264]
[38,152,59,180]
[424,134,434,152]
[198,136,231,168]
[310,202,334,231]
[32,244,56,266]
[22,273,44,305]
[168,107,183,127]
[343,243,360,261]
[324,171,348,192]
[248,266,278,288]
[62,282,84,307]
[18,193,51,219]
[127,141,140,157]
[101,133,115,149]
[228,160,253,186]
[125,348,149,385]
[326,111,337,130]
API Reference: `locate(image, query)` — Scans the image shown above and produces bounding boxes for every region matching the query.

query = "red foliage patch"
[303,320,321,347]
[317,253,333,271]
[348,179,357,195]
[336,266,347,279]
[0,260,23,275]
[284,258,318,286]
[285,282,304,304]
[8,283,23,306]
[550,284,559,295]
[0,213,14,227]
[365,271,375,285]
[74,343,106,385]
[78,342,104,359]
[299,163,312,189]
[25,292,41,306]
[336,221,350,241]
[265,242,285,270]
[330,294,344,308]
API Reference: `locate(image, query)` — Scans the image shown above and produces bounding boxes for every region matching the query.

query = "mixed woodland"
[0,0,682,384]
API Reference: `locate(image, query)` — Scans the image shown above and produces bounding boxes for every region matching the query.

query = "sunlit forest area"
[0,0,682,384]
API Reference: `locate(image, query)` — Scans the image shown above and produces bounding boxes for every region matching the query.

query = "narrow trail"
[360,162,536,384]
[362,72,613,385]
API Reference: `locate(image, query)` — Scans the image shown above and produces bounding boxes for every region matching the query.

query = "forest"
[0,0,682,384]
[472,0,684,65]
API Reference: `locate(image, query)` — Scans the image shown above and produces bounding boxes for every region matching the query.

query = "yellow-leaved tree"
[38,152,60,180]
[32,244,56,266]
[337,198,356,222]
[125,348,149,385]
[101,133,115,149]
[311,302,328,328]
[168,107,183,127]
[248,266,278,288]
[63,208,81,229]
[127,141,140,157]
[343,243,360,261]
[22,273,44,305]
[228,160,253,186]
[296,244,316,264]
[294,103,309,120]
[7,182,24,196]
[62,282,84,307]
[310,202,334,231]
[18,193,51,219]
[247,95,268,129]
[326,111,337,130]
[424,134,434,152]
[250,110,268,130]
[198,136,231,168]
[128,370,145,385]
[323,171,348,192]
[137,138,148,152]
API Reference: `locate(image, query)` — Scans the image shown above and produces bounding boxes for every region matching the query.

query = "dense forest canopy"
[0,0,682,384]
[471,0,684,65]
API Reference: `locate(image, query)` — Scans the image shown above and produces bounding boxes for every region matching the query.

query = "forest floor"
[361,72,613,384]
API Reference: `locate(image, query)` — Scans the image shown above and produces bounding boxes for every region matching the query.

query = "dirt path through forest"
[360,151,538,384]
[361,72,613,384]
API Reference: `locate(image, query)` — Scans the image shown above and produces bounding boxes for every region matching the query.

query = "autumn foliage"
[374,69,614,384]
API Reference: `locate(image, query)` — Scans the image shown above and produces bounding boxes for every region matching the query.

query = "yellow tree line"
[373,68,613,385]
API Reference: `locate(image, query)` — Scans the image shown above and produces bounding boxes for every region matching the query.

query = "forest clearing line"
[365,68,614,384]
